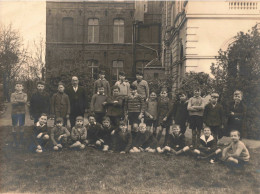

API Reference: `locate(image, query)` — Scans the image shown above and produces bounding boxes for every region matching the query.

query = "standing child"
[105,86,124,126]
[10,82,28,147]
[187,88,205,148]
[130,123,158,153]
[227,90,247,138]
[30,81,50,123]
[222,130,250,166]
[132,72,149,100]
[124,84,145,139]
[164,92,188,135]
[115,71,130,97]
[85,114,103,146]
[193,127,222,163]
[203,93,224,143]
[144,92,158,136]
[50,117,70,151]
[94,70,111,96]
[90,86,108,124]
[32,113,49,153]
[70,116,87,150]
[97,117,115,151]
[157,88,172,146]
[161,124,190,155]
[111,121,132,154]
[51,82,70,126]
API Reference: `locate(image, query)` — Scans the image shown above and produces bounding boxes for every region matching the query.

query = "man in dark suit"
[66,76,87,128]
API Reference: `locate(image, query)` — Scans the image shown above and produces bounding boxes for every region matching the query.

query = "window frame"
[88,18,99,43]
[113,19,125,43]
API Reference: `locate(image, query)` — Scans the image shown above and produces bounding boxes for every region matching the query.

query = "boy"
[70,116,87,150]
[10,82,28,147]
[161,124,189,155]
[203,93,224,143]
[144,92,158,136]
[104,86,124,126]
[165,92,189,135]
[115,71,130,97]
[29,81,50,123]
[124,84,145,139]
[32,113,49,153]
[96,117,115,151]
[222,130,250,165]
[132,72,149,100]
[90,86,108,124]
[51,82,70,125]
[111,121,132,153]
[227,90,247,138]
[187,88,205,148]
[85,114,103,146]
[50,117,70,151]
[130,123,158,153]
[193,127,222,163]
[93,70,110,96]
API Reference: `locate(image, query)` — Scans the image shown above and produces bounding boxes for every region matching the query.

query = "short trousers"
[12,114,25,126]
[128,112,140,125]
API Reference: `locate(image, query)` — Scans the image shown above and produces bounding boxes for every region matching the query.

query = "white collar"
[200,135,214,143]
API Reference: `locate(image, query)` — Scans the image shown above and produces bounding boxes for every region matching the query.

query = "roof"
[144,58,164,69]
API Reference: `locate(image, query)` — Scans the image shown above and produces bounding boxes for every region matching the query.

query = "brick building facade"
[46,0,162,84]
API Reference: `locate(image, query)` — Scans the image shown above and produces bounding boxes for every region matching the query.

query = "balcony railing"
[229,1,258,9]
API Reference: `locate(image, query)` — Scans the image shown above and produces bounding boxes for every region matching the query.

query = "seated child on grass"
[111,121,132,154]
[130,123,158,153]
[160,124,189,155]
[70,116,87,150]
[32,113,49,153]
[85,114,102,146]
[193,127,222,163]
[50,117,70,151]
[96,117,115,151]
[221,130,250,166]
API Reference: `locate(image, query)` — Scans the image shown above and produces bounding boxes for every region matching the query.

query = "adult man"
[66,76,87,128]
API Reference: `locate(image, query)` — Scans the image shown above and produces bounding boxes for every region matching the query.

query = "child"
[161,124,190,155]
[85,114,103,146]
[222,130,250,166]
[105,86,124,126]
[32,113,49,153]
[90,86,108,124]
[203,93,224,143]
[193,127,222,163]
[144,92,158,136]
[29,81,50,123]
[70,116,87,150]
[111,121,132,153]
[10,82,28,147]
[227,90,247,138]
[96,117,115,151]
[187,88,205,148]
[130,123,158,153]
[157,88,172,146]
[164,92,189,135]
[115,71,130,97]
[132,72,149,100]
[50,117,70,151]
[124,84,145,139]
[94,70,111,96]
[51,82,70,126]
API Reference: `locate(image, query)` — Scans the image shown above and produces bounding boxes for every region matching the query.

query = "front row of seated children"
[31,113,250,166]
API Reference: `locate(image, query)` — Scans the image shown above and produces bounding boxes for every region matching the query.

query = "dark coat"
[112,130,132,152]
[66,86,87,116]
[51,92,70,117]
[29,91,50,117]
[105,95,124,117]
[165,133,185,151]
[85,122,102,144]
[32,123,49,146]
[98,125,115,145]
[133,131,158,149]
[157,96,172,127]
[198,135,217,154]
[166,101,188,125]
[203,103,224,127]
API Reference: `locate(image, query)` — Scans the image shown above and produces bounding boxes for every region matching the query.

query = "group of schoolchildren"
[10,70,250,166]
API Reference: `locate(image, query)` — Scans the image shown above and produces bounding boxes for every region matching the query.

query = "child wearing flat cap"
[70,116,87,150]
[50,117,70,151]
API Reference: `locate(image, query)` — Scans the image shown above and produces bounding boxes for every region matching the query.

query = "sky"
[0,0,46,54]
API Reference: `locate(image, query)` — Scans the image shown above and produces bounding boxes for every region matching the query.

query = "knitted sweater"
[94,78,110,96]
[11,91,27,114]
[71,126,87,141]
[224,140,250,161]
[90,93,107,113]
[125,94,145,113]
[145,100,158,120]
[132,80,149,99]
[50,126,70,145]
[187,96,204,116]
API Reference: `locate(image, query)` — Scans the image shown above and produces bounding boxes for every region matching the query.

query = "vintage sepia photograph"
[0,0,260,193]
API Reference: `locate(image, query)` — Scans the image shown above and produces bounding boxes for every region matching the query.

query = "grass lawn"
[0,126,260,193]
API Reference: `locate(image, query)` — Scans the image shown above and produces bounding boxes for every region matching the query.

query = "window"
[144,0,148,13]
[113,19,124,43]
[62,17,74,42]
[88,18,99,43]
[136,60,148,74]
[112,60,124,81]
[87,60,99,79]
